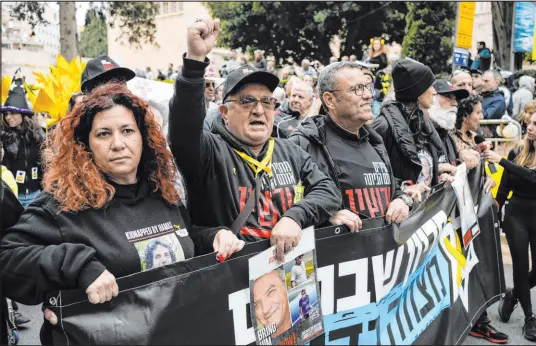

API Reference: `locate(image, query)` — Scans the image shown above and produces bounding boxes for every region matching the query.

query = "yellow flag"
[34,84,57,114]
[56,55,70,73]
[24,83,40,107]
[1,75,11,104]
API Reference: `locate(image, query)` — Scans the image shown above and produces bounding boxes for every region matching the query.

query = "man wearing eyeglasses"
[289,62,412,232]
[169,17,341,261]
[451,70,474,94]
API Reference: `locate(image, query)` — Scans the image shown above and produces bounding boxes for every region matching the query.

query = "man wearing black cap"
[168,17,341,261]
[80,55,136,94]
[471,69,484,95]
[428,79,472,166]
[373,58,457,192]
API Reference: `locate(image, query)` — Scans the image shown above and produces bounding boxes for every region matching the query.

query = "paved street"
[12,263,534,345]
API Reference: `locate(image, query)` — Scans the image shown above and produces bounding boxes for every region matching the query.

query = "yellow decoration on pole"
[1,75,12,104]
[30,55,86,127]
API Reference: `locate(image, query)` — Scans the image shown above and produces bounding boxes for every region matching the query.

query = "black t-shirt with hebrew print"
[324,117,392,219]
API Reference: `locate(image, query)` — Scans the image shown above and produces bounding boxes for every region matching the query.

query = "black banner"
[46,165,504,345]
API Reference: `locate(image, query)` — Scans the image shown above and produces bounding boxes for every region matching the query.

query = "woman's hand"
[482,149,503,164]
[439,163,457,176]
[484,175,497,193]
[459,149,481,169]
[403,183,431,202]
[213,229,245,261]
[86,270,119,304]
[44,269,118,325]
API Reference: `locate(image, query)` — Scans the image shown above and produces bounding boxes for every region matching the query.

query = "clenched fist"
[86,270,119,304]
[186,17,221,62]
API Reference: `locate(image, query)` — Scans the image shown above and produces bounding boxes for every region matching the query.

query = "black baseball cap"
[470,68,483,76]
[81,55,136,94]
[222,65,280,102]
[433,79,470,100]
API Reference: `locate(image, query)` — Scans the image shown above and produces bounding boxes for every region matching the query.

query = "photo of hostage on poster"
[249,227,324,345]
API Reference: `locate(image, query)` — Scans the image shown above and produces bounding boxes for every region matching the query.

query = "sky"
[46,1,89,28]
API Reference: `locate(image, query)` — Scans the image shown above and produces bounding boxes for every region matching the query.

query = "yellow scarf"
[233,138,275,178]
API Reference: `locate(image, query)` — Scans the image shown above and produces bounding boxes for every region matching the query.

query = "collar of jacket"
[278,101,302,119]
[482,89,501,98]
[293,114,391,163]
[381,102,445,161]
[212,116,271,159]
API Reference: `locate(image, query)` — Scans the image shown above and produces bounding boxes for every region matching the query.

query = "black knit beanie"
[392,58,436,101]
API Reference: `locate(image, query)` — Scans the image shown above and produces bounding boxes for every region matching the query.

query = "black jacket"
[367,53,388,71]
[373,102,446,186]
[496,148,536,208]
[168,56,341,245]
[0,180,24,345]
[288,115,403,212]
[0,177,222,307]
[434,127,459,166]
[1,129,45,194]
[273,101,302,138]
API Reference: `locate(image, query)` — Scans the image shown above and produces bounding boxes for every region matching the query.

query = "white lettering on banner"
[318,265,335,315]
[228,289,255,345]
[337,258,371,312]
[228,211,451,344]
[372,246,404,302]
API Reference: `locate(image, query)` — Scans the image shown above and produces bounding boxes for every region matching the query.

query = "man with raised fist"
[168,17,341,261]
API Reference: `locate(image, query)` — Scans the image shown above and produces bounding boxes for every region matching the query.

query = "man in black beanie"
[374,59,509,344]
[373,58,456,191]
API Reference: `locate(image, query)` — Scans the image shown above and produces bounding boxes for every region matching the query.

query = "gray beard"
[429,105,457,130]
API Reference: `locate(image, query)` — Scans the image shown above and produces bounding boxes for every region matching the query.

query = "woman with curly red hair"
[0,83,244,344]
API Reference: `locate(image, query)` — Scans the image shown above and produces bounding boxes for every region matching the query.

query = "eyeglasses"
[329,83,374,97]
[226,96,278,111]
[206,82,215,88]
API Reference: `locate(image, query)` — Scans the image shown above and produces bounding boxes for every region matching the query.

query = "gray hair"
[291,82,314,99]
[272,87,286,103]
[484,70,502,81]
[317,61,362,110]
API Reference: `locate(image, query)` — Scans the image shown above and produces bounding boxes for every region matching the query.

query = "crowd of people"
[1,16,536,345]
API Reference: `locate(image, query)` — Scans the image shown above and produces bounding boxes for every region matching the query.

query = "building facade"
[1,2,60,83]
[107,2,223,75]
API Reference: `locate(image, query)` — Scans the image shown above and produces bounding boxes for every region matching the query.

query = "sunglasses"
[205,82,215,88]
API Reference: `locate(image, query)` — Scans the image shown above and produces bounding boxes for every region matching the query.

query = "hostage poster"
[249,227,324,345]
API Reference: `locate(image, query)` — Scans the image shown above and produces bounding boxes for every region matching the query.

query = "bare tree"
[492,2,514,70]
[59,2,79,61]
[9,2,159,59]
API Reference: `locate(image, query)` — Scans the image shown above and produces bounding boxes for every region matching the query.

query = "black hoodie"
[289,115,403,218]
[1,128,45,195]
[0,180,24,345]
[0,177,226,310]
[373,101,446,186]
[168,56,341,246]
[273,101,302,139]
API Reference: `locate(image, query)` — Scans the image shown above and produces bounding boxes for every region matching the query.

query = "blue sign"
[514,2,536,52]
[453,52,469,66]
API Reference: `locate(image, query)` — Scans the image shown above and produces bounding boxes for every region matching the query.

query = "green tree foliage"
[205,1,407,65]
[401,2,457,74]
[79,8,107,58]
